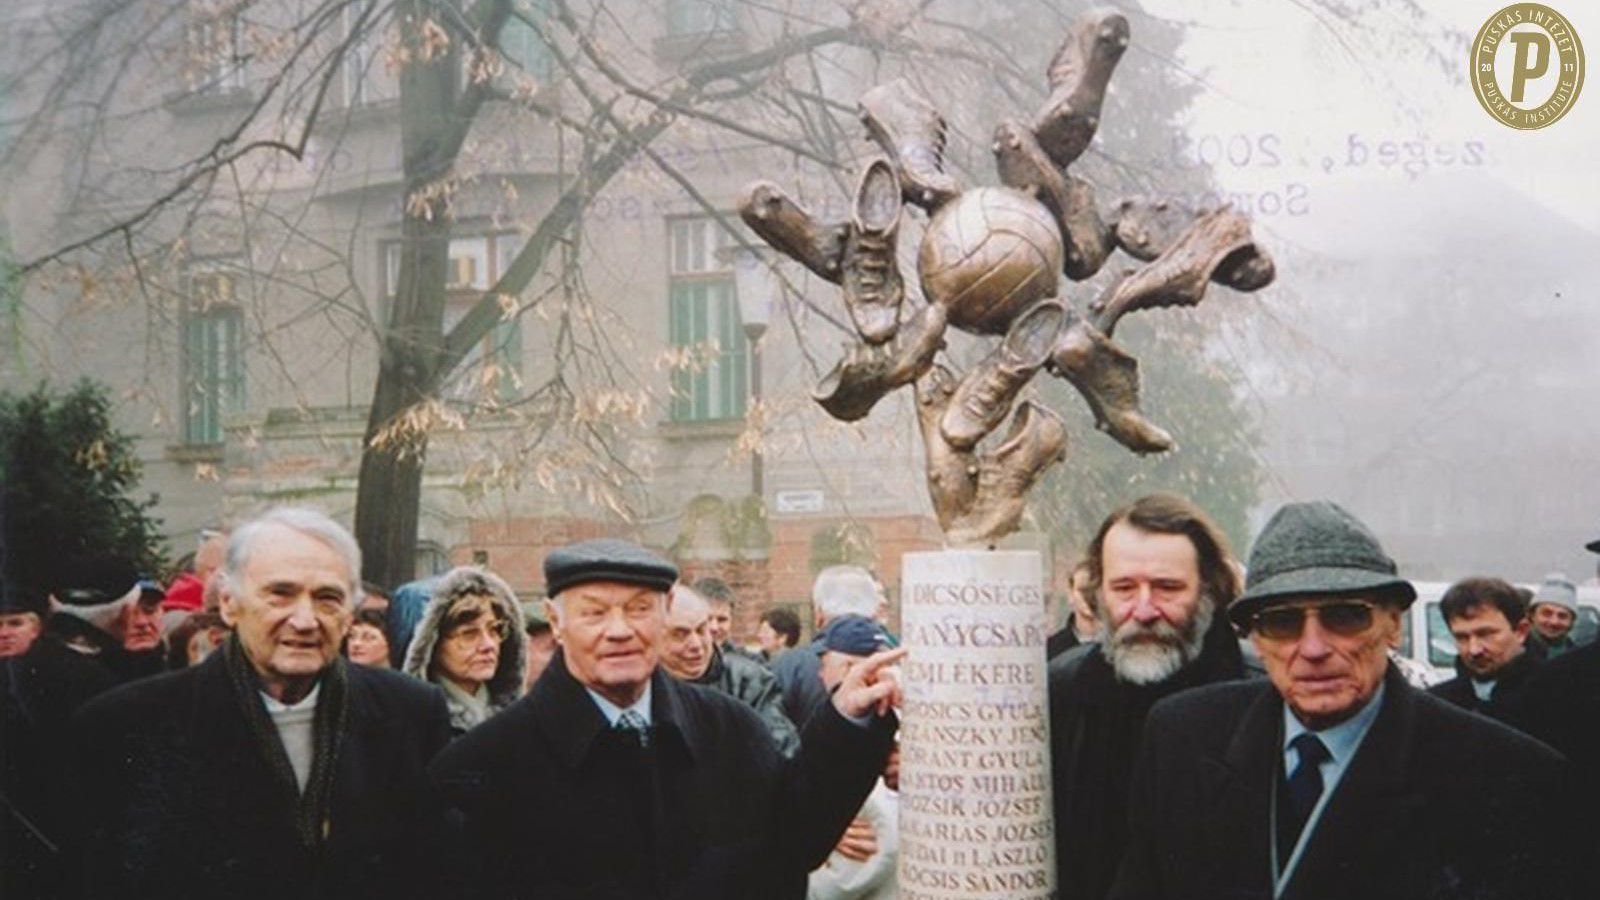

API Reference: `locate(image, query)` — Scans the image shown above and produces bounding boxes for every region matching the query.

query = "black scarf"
[221,634,349,850]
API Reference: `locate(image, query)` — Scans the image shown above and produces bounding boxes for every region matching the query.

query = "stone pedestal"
[897,550,1055,900]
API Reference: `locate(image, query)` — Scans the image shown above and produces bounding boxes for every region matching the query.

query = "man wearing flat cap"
[1110,501,1574,900]
[426,537,903,900]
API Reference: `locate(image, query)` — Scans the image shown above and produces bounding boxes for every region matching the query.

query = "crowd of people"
[1,495,1595,899]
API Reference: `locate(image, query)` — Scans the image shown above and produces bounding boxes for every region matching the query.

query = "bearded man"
[1048,493,1248,900]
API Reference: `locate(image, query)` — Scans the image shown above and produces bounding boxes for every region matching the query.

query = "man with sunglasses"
[1110,500,1573,900]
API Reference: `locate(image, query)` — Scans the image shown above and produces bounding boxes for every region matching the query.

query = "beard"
[1100,597,1213,686]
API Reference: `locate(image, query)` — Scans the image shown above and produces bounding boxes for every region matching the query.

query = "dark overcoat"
[426,650,895,900]
[770,633,830,728]
[1503,640,1600,849]
[1109,667,1575,900]
[1048,616,1246,900]
[68,653,452,900]
[2,638,115,899]
[1427,648,1540,725]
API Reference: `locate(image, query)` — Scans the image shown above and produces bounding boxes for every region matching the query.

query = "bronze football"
[917,187,1063,335]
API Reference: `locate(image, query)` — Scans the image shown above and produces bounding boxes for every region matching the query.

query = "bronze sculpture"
[739,7,1275,546]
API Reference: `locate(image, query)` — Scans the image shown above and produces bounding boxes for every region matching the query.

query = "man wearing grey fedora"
[1110,500,1574,900]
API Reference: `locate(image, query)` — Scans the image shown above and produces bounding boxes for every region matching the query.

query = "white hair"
[811,565,882,623]
[224,507,362,600]
[1098,592,1214,686]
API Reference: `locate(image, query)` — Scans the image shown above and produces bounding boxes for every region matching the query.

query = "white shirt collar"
[585,681,652,727]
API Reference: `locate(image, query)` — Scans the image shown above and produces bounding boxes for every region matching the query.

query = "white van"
[1400,581,1600,680]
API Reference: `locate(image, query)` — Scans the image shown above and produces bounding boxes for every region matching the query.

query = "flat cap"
[1230,500,1415,628]
[544,538,677,598]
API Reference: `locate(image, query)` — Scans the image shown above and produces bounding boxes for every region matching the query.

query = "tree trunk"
[352,0,481,586]
[353,363,429,587]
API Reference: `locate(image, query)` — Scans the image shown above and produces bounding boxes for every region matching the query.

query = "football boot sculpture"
[739,7,1274,545]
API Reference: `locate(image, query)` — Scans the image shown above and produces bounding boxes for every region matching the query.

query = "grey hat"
[543,538,677,598]
[1230,500,1415,628]
[1530,573,1577,613]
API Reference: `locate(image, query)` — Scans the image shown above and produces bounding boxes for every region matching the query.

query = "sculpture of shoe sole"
[915,363,980,528]
[841,158,906,345]
[1046,308,1173,454]
[814,303,948,422]
[1033,8,1130,169]
[738,181,848,284]
[993,119,1112,280]
[939,299,1065,450]
[1114,197,1276,292]
[948,401,1069,546]
[1090,208,1265,337]
[859,78,963,212]
[916,369,1069,546]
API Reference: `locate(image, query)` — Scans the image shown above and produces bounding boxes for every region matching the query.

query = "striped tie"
[614,709,650,748]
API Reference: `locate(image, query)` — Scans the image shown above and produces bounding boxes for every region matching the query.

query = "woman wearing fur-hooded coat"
[403,567,526,736]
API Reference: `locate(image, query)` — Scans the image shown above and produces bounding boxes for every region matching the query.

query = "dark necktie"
[614,709,651,749]
[1278,733,1330,866]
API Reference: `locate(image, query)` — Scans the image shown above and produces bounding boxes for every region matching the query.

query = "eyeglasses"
[446,619,511,646]
[1251,600,1381,641]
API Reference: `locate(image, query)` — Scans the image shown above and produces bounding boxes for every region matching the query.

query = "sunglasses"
[1250,600,1382,641]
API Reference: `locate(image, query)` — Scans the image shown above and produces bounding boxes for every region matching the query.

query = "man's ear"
[217,576,239,628]
[543,598,563,645]
[1513,619,1531,642]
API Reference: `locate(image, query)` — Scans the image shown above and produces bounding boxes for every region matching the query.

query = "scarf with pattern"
[221,634,349,850]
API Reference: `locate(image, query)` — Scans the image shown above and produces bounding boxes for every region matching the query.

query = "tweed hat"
[543,538,677,598]
[1229,500,1416,628]
[1530,573,1577,613]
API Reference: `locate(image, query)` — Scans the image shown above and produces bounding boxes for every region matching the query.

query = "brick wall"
[450,516,629,596]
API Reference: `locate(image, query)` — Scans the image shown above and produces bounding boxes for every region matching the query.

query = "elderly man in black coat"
[68,508,452,900]
[426,538,902,900]
[1111,501,1574,900]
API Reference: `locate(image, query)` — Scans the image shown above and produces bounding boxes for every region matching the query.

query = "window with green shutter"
[181,270,245,445]
[502,1,555,80]
[381,232,526,403]
[665,0,737,37]
[668,217,747,422]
